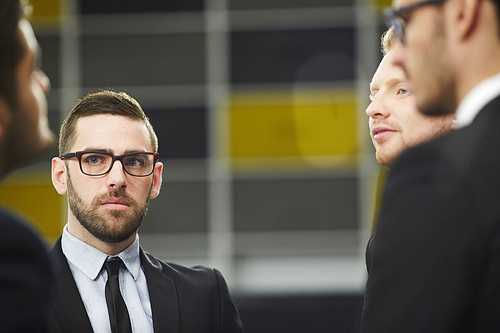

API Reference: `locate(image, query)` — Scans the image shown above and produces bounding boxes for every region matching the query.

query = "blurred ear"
[450,0,481,41]
[52,157,68,195]
[149,161,163,199]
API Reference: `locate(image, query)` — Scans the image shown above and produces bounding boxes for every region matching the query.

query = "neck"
[67,216,137,256]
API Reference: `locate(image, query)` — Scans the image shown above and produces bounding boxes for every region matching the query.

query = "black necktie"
[105,258,133,333]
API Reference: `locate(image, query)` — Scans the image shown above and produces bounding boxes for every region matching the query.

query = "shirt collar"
[61,225,142,281]
[455,71,500,129]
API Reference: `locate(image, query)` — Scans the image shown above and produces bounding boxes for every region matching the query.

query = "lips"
[100,197,130,211]
[371,126,397,141]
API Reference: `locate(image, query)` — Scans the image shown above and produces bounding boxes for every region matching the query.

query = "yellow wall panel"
[30,0,62,18]
[0,172,63,241]
[231,104,301,158]
[230,89,358,166]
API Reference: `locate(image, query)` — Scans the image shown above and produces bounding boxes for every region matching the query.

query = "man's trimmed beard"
[67,170,151,243]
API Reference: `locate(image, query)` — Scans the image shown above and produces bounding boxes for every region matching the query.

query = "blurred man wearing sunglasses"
[361,0,500,330]
[48,90,243,333]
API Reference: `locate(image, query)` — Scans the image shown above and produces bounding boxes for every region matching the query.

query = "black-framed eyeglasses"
[60,151,159,177]
[384,0,447,44]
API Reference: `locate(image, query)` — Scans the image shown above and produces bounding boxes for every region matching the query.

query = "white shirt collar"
[455,71,500,128]
[61,225,142,281]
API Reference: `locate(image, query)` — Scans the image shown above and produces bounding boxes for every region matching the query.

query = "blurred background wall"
[0,0,391,331]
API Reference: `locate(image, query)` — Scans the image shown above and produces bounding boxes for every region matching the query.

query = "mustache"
[93,188,137,206]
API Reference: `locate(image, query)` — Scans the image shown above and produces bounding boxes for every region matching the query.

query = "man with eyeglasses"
[47,90,243,333]
[361,0,500,330]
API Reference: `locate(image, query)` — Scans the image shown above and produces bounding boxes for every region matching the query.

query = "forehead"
[72,114,152,151]
[371,51,407,89]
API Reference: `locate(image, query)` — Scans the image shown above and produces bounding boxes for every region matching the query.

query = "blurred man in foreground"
[361,0,500,330]
[0,0,56,331]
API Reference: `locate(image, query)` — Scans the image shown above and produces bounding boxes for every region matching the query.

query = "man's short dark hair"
[59,90,159,155]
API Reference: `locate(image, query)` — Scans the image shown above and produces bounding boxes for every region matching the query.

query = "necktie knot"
[105,258,122,277]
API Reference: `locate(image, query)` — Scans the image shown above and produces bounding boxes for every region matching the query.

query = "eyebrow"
[80,148,149,154]
[384,77,407,89]
[370,76,407,93]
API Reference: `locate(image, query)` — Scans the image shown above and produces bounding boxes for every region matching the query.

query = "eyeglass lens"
[80,152,155,176]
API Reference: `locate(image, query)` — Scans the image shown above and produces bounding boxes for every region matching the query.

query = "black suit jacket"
[361,95,500,332]
[0,209,51,333]
[47,238,243,333]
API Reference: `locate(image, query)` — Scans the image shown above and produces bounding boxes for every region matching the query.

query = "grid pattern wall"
[12,0,389,293]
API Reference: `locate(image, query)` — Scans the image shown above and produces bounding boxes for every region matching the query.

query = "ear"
[149,161,163,199]
[450,0,481,41]
[52,157,68,195]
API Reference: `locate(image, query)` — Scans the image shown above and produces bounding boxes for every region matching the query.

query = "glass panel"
[146,108,207,159]
[231,28,355,84]
[234,177,358,232]
[81,0,203,14]
[82,34,205,86]
[229,0,354,10]
[37,36,60,89]
[142,181,208,233]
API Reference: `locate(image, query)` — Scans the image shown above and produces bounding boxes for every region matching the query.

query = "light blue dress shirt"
[62,226,154,333]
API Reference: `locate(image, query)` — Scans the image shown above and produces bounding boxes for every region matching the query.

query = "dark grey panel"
[234,177,358,231]
[230,0,354,9]
[231,28,355,84]
[81,0,203,14]
[81,34,205,87]
[146,107,207,159]
[37,35,60,89]
[141,181,207,233]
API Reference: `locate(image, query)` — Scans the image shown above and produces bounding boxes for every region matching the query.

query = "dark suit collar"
[49,239,181,333]
[140,248,180,333]
[49,238,94,332]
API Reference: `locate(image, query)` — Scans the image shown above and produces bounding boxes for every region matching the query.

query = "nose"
[106,160,127,189]
[366,94,390,119]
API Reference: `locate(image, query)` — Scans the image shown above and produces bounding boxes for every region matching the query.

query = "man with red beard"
[365,27,454,271]
[48,91,243,333]
[367,27,454,168]
[361,0,500,330]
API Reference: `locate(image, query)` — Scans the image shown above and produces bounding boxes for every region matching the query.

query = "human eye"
[124,154,147,168]
[82,153,108,165]
[397,87,410,96]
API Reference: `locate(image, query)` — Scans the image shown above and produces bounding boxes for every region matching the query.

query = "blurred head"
[0,0,54,177]
[386,0,500,116]
[367,28,454,167]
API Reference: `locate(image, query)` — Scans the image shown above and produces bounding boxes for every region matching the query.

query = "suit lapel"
[49,238,94,332]
[140,249,180,333]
